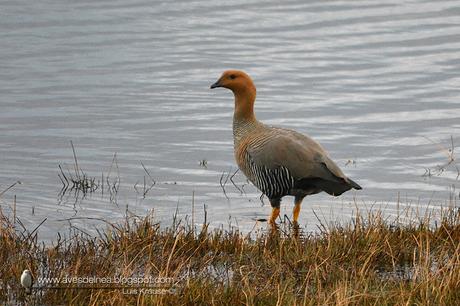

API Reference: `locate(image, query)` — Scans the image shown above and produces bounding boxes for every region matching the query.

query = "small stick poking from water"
[203,204,207,226]
[219,170,231,200]
[230,168,245,194]
[70,140,80,179]
[0,180,22,197]
[140,162,156,197]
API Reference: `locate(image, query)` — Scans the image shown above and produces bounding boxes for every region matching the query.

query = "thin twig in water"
[230,168,245,194]
[0,181,22,197]
[219,170,231,199]
[56,216,120,231]
[105,153,120,205]
[140,162,156,197]
[70,140,80,180]
[203,204,207,226]
[141,162,155,184]
[58,142,99,199]
[311,209,327,234]
[259,193,266,206]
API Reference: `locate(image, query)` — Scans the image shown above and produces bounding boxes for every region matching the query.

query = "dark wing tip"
[347,178,362,190]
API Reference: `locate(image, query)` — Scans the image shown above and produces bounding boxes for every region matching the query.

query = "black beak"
[210,81,221,89]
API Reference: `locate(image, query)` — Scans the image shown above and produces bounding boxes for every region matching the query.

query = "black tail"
[347,178,362,190]
[295,176,362,197]
[295,177,352,196]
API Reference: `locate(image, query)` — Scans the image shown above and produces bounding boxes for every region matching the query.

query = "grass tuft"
[1,206,460,305]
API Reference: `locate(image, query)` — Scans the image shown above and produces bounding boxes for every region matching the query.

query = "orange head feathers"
[210,70,254,91]
[210,70,257,120]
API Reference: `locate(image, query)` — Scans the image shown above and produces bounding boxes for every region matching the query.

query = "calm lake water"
[1,0,460,240]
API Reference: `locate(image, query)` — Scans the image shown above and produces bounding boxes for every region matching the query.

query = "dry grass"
[1,205,460,306]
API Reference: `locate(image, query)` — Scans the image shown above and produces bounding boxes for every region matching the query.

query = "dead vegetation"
[1,204,460,305]
[58,142,157,206]
[58,141,99,196]
[2,137,459,305]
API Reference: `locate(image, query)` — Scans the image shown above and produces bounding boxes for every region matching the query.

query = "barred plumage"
[246,151,295,199]
[211,70,362,226]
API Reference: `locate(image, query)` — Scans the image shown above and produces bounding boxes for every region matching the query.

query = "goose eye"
[229,74,236,80]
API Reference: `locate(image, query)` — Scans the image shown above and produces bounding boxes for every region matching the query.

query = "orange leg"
[269,198,281,226]
[269,207,280,226]
[293,196,305,223]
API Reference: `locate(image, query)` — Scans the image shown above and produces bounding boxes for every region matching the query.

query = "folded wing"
[246,127,361,196]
